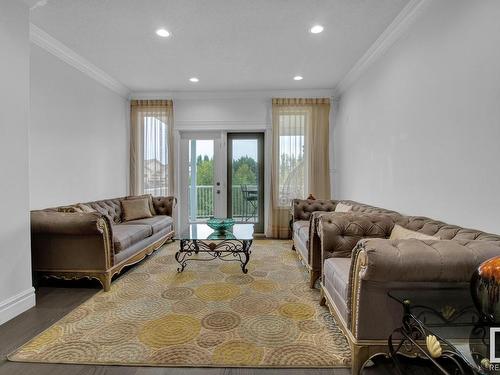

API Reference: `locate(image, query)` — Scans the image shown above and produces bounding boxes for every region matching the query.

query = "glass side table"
[387,288,500,375]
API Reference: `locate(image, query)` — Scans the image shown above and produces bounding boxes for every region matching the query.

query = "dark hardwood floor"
[0,283,435,375]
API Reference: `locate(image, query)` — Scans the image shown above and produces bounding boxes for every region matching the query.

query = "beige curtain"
[267,98,331,238]
[130,99,174,196]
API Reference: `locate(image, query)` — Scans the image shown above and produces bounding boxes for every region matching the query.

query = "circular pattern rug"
[8,240,351,368]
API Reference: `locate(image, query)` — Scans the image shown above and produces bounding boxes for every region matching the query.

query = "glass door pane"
[188,139,214,221]
[227,133,264,233]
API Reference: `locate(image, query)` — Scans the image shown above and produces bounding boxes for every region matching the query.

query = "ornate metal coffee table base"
[175,239,253,273]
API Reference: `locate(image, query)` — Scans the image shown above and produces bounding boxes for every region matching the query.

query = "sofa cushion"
[126,194,155,215]
[121,215,173,234]
[324,257,351,302]
[335,203,352,213]
[121,198,153,222]
[113,224,153,253]
[389,224,439,241]
[293,220,309,246]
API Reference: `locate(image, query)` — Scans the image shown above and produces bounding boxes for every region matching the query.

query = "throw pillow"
[78,204,97,213]
[58,206,83,213]
[121,198,154,221]
[389,224,439,240]
[335,203,353,213]
[126,194,155,215]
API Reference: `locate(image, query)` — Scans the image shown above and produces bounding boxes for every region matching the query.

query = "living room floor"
[0,285,441,375]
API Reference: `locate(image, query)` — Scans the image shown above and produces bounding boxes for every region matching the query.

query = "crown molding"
[333,0,431,97]
[130,89,335,101]
[30,24,130,98]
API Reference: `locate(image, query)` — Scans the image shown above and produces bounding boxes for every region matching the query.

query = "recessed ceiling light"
[189,77,199,83]
[156,28,170,37]
[293,76,303,81]
[310,25,324,34]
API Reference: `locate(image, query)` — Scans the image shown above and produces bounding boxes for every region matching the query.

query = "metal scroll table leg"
[175,239,188,272]
[240,240,253,273]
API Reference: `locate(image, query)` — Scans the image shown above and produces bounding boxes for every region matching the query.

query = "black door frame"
[227,132,265,233]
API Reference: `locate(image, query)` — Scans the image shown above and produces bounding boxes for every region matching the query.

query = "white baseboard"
[0,287,36,326]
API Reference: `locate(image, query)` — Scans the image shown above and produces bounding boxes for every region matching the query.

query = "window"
[143,116,169,196]
[277,110,308,207]
[130,100,173,196]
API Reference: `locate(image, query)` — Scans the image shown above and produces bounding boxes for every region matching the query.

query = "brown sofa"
[31,195,176,291]
[291,199,400,287]
[317,212,500,373]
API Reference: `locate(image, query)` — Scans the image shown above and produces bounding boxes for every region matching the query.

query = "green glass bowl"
[207,217,235,233]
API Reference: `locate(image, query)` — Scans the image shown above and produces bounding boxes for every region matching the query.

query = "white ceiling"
[28,0,410,92]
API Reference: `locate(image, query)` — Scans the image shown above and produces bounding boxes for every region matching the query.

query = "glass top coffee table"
[387,288,498,375]
[174,223,254,273]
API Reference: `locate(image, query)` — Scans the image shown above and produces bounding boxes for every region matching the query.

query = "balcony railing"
[144,185,259,222]
[192,185,258,222]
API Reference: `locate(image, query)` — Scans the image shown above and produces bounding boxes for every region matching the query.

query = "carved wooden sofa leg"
[351,344,371,375]
[319,288,326,306]
[97,272,112,292]
[309,270,320,289]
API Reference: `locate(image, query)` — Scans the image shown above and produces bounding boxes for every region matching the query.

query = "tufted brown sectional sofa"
[291,199,400,287]
[31,195,176,291]
[315,211,500,373]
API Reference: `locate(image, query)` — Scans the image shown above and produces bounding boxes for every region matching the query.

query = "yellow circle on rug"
[160,270,197,285]
[278,302,315,320]
[251,279,278,293]
[194,283,240,301]
[138,314,201,349]
[212,340,264,365]
[219,263,255,274]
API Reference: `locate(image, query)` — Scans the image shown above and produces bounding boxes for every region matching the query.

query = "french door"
[227,133,264,233]
[179,132,225,228]
[179,131,264,233]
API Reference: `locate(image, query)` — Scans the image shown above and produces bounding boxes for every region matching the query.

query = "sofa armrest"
[345,238,500,340]
[31,210,111,235]
[31,210,114,271]
[152,196,177,216]
[308,211,343,270]
[355,238,500,283]
[318,212,395,259]
[292,199,337,222]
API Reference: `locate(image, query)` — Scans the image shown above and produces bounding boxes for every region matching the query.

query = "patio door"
[227,133,264,233]
[179,132,225,228]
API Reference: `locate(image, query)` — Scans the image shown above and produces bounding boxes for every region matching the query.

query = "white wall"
[334,1,500,233]
[0,0,35,325]
[30,44,129,209]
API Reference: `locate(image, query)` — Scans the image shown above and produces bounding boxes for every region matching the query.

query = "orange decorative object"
[471,256,500,322]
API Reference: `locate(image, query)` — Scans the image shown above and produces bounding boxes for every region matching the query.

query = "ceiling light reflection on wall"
[156,28,171,37]
[293,76,303,81]
[189,77,199,82]
[310,25,324,34]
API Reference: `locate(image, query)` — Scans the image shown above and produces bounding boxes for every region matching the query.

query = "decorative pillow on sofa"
[57,206,84,213]
[78,204,96,213]
[335,203,353,213]
[121,198,153,222]
[389,224,439,240]
[126,194,155,215]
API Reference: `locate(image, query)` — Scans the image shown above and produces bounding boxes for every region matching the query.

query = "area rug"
[9,240,351,368]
